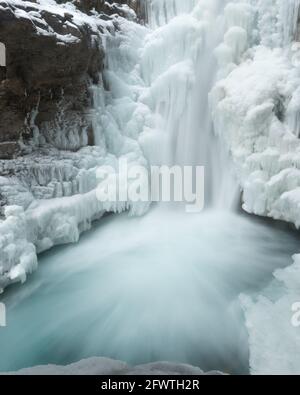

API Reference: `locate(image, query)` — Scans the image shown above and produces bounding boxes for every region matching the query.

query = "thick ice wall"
[211,0,300,225]
[209,0,300,375]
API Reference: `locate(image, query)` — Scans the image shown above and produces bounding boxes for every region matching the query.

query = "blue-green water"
[0,207,299,374]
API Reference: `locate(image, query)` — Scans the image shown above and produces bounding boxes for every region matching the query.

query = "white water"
[1,0,300,375]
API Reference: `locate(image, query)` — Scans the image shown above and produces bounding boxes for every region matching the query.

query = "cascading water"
[1,0,300,375]
[145,0,197,28]
[139,0,239,209]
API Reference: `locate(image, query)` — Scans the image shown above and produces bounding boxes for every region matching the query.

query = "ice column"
[280,0,300,44]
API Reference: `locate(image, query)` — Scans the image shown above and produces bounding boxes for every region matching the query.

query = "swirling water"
[1,0,300,375]
[0,207,299,374]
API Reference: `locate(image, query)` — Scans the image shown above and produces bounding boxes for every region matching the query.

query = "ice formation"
[1,0,300,375]
[241,256,300,375]
[0,206,37,293]
[209,0,300,375]
[211,0,300,226]
[1,0,237,289]
[0,1,150,289]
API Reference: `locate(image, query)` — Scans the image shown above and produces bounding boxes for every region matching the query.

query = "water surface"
[0,207,299,374]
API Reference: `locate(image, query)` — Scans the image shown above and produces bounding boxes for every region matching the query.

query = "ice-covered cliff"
[1,0,300,375]
[209,0,300,375]
[0,0,150,291]
[211,0,300,228]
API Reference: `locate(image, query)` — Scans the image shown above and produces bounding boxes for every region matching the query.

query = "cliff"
[0,0,148,291]
[0,0,142,160]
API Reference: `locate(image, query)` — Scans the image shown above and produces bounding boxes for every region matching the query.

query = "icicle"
[145,0,198,28]
[224,26,248,63]
[287,87,300,137]
[280,0,300,44]
[224,2,254,39]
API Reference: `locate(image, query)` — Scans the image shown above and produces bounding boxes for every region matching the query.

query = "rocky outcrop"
[0,0,147,291]
[0,0,107,158]
[65,0,146,20]
[0,0,146,219]
[0,0,144,160]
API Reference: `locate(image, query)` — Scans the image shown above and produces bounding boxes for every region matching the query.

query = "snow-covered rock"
[0,1,150,291]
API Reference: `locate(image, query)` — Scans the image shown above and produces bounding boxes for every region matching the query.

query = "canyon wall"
[0,0,147,291]
[0,0,142,160]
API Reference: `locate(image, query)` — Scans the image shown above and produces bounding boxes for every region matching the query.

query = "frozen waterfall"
[92,0,242,211]
[141,0,240,209]
[2,0,300,377]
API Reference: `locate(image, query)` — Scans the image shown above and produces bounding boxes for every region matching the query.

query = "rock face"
[0,0,106,158]
[0,0,143,159]
[69,0,146,20]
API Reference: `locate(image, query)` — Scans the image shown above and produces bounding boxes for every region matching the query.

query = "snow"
[241,255,300,375]
[2,357,223,375]
[0,0,129,45]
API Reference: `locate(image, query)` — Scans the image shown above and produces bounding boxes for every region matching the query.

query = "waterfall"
[91,0,257,212]
[145,0,198,28]
[280,0,300,45]
[140,0,240,209]
[3,1,300,376]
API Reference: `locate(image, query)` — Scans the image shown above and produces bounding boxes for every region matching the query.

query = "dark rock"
[0,66,6,81]
[0,142,20,159]
[0,0,143,159]
[0,0,105,158]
